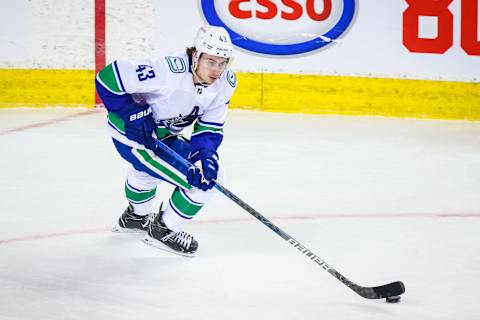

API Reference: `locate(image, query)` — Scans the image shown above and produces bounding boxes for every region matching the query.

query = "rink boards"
[1,69,479,120]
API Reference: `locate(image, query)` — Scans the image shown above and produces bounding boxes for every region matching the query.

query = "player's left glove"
[187,149,219,191]
[116,103,157,150]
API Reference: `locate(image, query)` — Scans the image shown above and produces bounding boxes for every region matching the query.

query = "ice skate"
[143,212,198,257]
[112,204,154,233]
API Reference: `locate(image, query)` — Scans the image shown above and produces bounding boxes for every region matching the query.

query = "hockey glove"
[187,149,219,191]
[117,103,157,150]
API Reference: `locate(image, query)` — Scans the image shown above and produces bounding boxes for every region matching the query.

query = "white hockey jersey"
[96,51,237,149]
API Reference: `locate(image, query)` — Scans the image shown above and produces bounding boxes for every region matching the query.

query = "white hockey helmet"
[193,25,233,60]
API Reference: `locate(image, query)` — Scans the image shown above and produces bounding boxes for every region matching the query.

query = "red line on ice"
[0,109,97,135]
[1,213,479,245]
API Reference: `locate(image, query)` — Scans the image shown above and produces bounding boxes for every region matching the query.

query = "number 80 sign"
[403,0,480,55]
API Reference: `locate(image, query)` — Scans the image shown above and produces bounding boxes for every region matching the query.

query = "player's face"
[194,53,228,85]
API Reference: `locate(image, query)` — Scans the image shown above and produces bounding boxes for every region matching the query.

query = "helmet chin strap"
[192,70,208,86]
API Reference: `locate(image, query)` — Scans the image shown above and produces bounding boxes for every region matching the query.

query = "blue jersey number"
[136,65,156,81]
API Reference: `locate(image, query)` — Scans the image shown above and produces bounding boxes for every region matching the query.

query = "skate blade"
[111,224,146,234]
[142,235,196,258]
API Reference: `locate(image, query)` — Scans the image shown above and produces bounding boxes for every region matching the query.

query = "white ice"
[1,108,479,320]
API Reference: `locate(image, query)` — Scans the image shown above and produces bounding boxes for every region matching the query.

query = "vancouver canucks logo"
[157,106,200,133]
[165,56,186,73]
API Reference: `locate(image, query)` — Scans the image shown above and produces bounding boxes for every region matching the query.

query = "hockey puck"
[386,296,401,303]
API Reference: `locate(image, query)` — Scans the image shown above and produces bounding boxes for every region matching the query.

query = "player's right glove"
[116,103,157,150]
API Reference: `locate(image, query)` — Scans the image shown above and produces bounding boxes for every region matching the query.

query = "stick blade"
[354,281,405,299]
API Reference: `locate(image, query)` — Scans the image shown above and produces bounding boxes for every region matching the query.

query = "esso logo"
[199,0,357,56]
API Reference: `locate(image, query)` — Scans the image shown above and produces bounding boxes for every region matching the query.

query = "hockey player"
[95,25,237,257]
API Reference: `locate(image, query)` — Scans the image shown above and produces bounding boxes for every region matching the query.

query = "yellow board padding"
[0,69,95,108]
[230,73,480,120]
[1,69,479,120]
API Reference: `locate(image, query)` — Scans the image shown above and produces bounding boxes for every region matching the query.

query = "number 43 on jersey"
[136,65,156,81]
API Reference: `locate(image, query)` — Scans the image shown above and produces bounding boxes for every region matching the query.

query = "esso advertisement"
[199,0,357,56]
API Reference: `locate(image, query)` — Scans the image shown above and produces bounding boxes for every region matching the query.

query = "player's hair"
[186,46,196,58]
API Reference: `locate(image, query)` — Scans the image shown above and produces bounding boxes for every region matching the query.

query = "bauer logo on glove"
[129,107,152,121]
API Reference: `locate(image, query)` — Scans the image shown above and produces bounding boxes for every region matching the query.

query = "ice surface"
[1,108,479,319]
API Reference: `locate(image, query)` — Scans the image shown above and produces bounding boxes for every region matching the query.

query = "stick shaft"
[154,140,346,277]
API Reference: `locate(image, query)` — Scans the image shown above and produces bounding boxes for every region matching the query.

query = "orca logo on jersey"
[157,106,200,133]
[199,0,357,56]
[226,70,236,88]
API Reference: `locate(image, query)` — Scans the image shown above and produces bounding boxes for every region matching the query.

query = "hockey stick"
[155,139,405,300]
